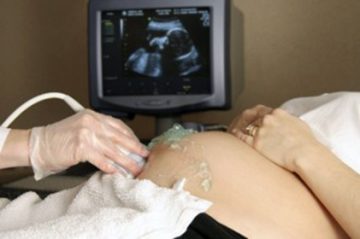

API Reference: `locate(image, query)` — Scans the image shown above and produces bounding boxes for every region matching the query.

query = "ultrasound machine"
[0,0,231,199]
[88,0,231,134]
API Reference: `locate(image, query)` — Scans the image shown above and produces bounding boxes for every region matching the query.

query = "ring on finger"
[245,124,258,137]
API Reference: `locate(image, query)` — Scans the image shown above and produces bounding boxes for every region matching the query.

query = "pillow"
[281,92,360,174]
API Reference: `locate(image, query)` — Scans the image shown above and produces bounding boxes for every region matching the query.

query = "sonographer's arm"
[0,110,149,180]
[230,107,360,238]
[0,129,31,169]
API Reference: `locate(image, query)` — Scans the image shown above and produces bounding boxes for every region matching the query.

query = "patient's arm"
[230,106,360,238]
[294,144,360,239]
[138,131,348,239]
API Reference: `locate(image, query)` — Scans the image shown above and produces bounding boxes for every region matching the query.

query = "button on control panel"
[139,99,170,107]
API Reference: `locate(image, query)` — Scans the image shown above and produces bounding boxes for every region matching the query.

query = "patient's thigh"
[138,132,347,239]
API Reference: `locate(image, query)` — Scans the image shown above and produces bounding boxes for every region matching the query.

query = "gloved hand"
[29,109,149,180]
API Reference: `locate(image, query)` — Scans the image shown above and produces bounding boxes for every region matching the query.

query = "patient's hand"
[247,108,325,172]
[228,104,272,143]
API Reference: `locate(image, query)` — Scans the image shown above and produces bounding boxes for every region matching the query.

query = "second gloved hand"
[29,109,149,180]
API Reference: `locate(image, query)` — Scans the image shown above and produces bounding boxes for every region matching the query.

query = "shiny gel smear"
[147,124,212,192]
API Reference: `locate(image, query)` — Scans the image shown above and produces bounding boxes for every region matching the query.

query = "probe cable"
[1,92,84,128]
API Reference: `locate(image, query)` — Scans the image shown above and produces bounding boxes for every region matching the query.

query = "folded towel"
[281,92,360,174]
[0,172,211,239]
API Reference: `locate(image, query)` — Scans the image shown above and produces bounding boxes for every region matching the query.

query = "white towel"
[0,172,211,239]
[281,92,360,174]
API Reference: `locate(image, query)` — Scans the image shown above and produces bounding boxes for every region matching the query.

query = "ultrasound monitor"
[88,0,230,117]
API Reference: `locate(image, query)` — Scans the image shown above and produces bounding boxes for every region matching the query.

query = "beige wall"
[1,0,360,140]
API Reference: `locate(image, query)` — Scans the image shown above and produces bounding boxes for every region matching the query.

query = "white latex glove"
[29,109,149,180]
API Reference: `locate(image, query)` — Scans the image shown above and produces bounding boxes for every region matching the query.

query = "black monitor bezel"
[88,0,230,116]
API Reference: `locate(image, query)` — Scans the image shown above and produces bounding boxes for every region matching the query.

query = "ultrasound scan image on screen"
[101,7,211,96]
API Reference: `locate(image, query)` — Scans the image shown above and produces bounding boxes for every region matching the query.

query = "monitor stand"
[155,115,181,136]
[155,115,211,136]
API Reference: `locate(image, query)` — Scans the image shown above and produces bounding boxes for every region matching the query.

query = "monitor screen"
[89,0,230,115]
[101,7,212,96]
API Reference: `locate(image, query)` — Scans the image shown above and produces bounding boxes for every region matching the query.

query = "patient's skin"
[138,131,348,239]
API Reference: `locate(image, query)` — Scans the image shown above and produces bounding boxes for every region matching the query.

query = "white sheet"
[281,92,360,174]
[0,172,211,239]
